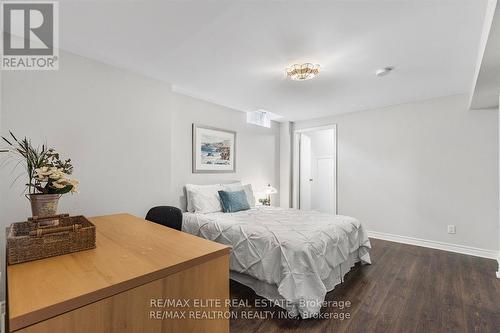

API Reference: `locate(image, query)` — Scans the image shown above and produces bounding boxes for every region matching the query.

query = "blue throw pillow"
[218,190,250,213]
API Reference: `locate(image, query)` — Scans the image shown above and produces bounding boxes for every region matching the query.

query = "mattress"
[182,206,371,318]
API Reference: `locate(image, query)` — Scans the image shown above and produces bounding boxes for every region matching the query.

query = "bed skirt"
[230,250,364,318]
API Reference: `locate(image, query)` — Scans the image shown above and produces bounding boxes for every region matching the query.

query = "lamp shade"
[264,184,278,195]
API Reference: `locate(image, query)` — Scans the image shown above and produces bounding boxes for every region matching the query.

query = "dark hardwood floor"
[229,238,500,333]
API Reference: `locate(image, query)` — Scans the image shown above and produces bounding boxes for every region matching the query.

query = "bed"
[182,205,371,318]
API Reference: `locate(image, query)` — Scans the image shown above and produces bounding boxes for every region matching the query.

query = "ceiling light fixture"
[375,66,395,77]
[286,63,320,81]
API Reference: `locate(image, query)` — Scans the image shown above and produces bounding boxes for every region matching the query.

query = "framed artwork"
[192,124,236,173]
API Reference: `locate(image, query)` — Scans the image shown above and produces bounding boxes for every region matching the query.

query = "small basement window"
[247,110,271,128]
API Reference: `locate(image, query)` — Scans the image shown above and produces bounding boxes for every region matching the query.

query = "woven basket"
[7,214,96,265]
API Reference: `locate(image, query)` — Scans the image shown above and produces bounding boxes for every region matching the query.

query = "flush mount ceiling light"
[286,63,320,81]
[375,66,395,77]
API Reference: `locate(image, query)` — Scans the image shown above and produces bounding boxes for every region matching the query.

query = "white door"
[311,157,335,214]
[294,125,337,214]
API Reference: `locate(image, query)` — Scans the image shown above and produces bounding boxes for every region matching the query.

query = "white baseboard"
[368,230,498,260]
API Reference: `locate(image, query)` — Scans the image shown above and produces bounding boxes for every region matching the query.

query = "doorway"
[293,125,337,214]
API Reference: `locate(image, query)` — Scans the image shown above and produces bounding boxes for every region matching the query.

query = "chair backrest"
[145,206,182,231]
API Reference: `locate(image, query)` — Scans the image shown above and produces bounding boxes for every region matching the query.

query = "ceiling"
[60,0,488,121]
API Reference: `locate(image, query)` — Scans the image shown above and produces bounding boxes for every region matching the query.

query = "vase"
[29,193,61,218]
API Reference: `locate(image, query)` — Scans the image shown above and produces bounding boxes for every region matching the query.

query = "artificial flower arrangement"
[32,150,79,194]
[2,131,79,217]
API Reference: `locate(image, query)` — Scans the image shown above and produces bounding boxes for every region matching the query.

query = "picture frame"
[192,124,236,173]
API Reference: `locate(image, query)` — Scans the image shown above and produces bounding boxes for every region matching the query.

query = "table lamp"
[263,184,278,206]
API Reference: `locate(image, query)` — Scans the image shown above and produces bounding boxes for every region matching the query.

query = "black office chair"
[145,206,183,231]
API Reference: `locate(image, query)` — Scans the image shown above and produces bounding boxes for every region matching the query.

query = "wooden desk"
[7,213,230,333]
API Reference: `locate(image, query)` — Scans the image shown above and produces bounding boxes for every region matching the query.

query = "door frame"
[292,124,338,214]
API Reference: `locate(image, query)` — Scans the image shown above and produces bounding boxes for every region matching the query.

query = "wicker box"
[7,214,96,265]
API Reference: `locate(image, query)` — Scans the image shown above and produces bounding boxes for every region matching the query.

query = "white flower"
[52,182,66,189]
[34,166,52,176]
[49,173,61,180]
[56,178,68,184]
[69,179,80,193]
[49,171,67,180]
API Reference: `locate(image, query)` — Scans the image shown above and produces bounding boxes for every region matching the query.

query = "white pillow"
[185,182,249,213]
[186,184,224,213]
[242,184,256,207]
[186,186,195,212]
[222,183,255,207]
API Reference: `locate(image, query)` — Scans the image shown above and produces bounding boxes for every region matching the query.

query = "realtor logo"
[1,1,59,70]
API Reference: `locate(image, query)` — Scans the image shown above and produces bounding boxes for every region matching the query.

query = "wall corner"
[279,121,292,208]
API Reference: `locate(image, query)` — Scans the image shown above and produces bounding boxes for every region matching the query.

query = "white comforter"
[182,206,371,317]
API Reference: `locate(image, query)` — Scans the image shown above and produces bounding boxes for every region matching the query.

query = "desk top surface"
[7,213,230,331]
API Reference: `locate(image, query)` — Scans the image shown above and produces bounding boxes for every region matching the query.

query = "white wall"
[299,134,312,210]
[0,68,4,300]
[1,51,281,223]
[1,51,173,224]
[295,94,499,252]
[0,51,281,299]
[0,51,174,303]
[279,122,292,208]
[170,93,280,210]
[498,94,500,276]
